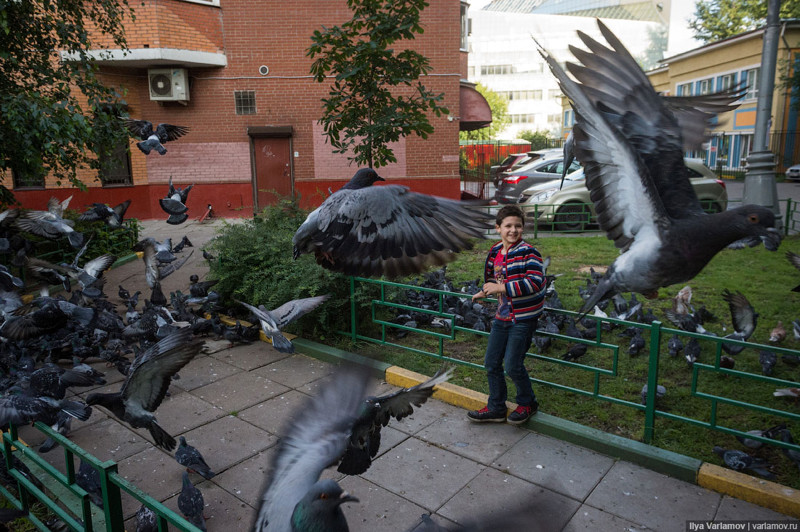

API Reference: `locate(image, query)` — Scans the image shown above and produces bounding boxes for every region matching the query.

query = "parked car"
[489,153,529,186]
[786,163,800,182]
[519,159,728,230]
[495,150,580,203]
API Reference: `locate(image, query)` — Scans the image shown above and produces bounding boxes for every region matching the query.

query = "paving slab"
[563,504,649,531]
[252,354,335,388]
[237,389,312,436]
[715,494,797,521]
[192,371,290,413]
[162,478,256,532]
[361,437,485,511]
[66,417,152,463]
[492,431,616,501]
[584,460,721,532]
[388,397,464,436]
[438,467,581,532]
[210,341,291,370]
[211,448,275,507]
[338,475,429,532]
[171,353,243,391]
[178,415,278,472]
[117,445,186,518]
[150,389,227,434]
[417,413,528,465]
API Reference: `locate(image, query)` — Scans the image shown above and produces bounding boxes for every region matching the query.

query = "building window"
[739,133,753,163]
[11,168,45,189]
[503,90,542,101]
[718,73,734,91]
[563,109,574,127]
[468,66,475,78]
[677,82,693,96]
[547,114,560,123]
[460,2,469,51]
[235,91,257,115]
[480,64,513,75]
[698,78,712,95]
[509,114,535,124]
[744,68,759,100]
[547,89,560,99]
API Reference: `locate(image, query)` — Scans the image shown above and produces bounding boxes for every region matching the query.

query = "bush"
[205,197,386,340]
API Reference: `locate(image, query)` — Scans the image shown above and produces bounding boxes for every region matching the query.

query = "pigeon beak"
[376,176,385,182]
[338,491,359,504]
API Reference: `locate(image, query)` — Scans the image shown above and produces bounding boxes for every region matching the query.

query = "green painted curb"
[527,413,701,484]
[292,338,391,376]
[111,252,139,268]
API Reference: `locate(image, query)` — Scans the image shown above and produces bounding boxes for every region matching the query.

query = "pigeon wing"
[0,396,46,425]
[123,119,154,141]
[267,295,331,329]
[255,366,369,532]
[121,329,203,412]
[663,88,745,151]
[112,199,132,219]
[302,185,491,278]
[721,289,757,338]
[155,123,190,143]
[372,367,452,426]
[82,253,117,279]
[158,249,194,280]
[141,242,159,288]
[539,41,670,250]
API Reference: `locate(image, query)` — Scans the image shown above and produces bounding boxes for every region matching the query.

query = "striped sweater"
[483,239,546,322]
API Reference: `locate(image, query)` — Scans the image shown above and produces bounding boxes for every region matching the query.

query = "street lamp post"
[743,0,782,229]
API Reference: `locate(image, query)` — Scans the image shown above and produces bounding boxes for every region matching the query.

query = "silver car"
[520,159,729,230]
[786,163,800,182]
[495,150,580,204]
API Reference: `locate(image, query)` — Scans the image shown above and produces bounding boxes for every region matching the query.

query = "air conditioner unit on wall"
[148,68,190,102]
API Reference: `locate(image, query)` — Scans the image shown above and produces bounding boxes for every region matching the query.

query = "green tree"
[307,0,448,169]
[637,24,668,71]
[689,0,800,43]
[459,83,509,141]
[0,0,134,192]
[517,129,553,151]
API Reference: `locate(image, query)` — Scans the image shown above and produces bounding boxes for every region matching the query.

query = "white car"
[786,163,800,182]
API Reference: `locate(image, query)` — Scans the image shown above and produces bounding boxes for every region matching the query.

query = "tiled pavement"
[13,218,797,531]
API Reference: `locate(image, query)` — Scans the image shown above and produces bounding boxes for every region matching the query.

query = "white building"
[468,0,669,139]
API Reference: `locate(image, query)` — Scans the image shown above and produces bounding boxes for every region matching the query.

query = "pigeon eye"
[319,493,329,500]
[748,214,759,223]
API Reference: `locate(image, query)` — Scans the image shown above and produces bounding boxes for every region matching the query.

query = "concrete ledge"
[698,463,800,518]
[385,366,488,411]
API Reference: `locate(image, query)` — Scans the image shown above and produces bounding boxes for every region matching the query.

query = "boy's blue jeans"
[485,318,537,413]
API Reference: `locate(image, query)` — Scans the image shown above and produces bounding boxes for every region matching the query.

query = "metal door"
[253,137,292,210]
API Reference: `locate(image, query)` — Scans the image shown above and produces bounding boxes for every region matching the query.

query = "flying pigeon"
[15,197,84,248]
[788,251,800,292]
[720,289,757,355]
[292,168,492,279]
[254,365,368,532]
[338,367,453,475]
[237,295,330,353]
[175,436,216,480]
[538,21,781,317]
[178,472,206,531]
[134,238,194,306]
[123,119,189,156]
[78,200,131,229]
[86,328,204,451]
[159,176,193,225]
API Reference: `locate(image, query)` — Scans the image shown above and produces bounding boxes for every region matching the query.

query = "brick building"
[10,0,485,220]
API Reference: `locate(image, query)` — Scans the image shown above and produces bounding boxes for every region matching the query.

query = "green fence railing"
[0,418,199,531]
[343,277,800,455]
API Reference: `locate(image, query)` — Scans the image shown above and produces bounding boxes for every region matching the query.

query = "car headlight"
[526,188,559,203]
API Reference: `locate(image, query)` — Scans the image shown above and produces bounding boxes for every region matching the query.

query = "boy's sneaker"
[467,406,506,423]
[507,402,538,425]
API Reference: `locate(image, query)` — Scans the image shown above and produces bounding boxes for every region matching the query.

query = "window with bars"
[235,91,257,115]
[97,104,132,186]
[11,168,45,189]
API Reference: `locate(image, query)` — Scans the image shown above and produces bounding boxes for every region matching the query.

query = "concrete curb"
[292,338,800,518]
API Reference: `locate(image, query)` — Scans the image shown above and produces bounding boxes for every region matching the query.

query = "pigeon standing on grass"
[254,366,368,532]
[538,21,781,317]
[712,446,775,479]
[123,119,189,156]
[85,329,204,451]
[159,176,194,225]
[237,295,330,353]
[292,168,492,279]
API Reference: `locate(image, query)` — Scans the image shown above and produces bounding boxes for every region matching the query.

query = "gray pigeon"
[159,176,194,225]
[178,471,206,531]
[123,119,189,156]
[338,367,453,475]
[175,436,215,480]
[135,504,158,532]
[712,446,775,479]
[86,328,204,451]
[79,200,131,229]
[538,21,781,317]
[76,460,104,508]
[237,295,330,353]
[292,168,492,279]
[134,238,194,306]
[759,350,778,376]
[787,251,800,292]
[667,334,684,357]
[720,289,757,355]
[254,366,368,532]
[15,197,84,248]
[640,384,666,405]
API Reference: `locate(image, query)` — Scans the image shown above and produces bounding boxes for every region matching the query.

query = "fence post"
[349,276,357,342]
[643,320,662,444]
[785,198,792,236]
[533,205,539,239]
[99,462,124,532]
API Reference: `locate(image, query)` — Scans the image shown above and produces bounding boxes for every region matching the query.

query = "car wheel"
[555,203,589,231]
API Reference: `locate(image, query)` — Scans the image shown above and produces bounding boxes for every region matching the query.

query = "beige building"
[560,20,800,174]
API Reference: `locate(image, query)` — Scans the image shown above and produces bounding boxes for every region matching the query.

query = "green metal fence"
[343,276,800,457]
[0,421,199,531]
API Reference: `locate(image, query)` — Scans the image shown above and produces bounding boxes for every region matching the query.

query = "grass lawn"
[327,232,800,488]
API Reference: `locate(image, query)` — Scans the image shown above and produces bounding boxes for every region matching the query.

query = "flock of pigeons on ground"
[0,20,799,531]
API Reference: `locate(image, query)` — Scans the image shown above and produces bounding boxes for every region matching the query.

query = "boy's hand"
[471,290,485,301]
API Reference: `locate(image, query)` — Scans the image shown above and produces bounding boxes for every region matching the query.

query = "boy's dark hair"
[495,205,525,227]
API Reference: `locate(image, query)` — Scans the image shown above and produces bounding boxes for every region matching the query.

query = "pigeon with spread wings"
[159,176,194,225]
[123,119,189,156]
[86,328,204,451]
[537,20,781,316]
[292,168,492,279]
[237,295,329,353]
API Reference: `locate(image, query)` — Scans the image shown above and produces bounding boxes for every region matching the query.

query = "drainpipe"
[743,0,782,229]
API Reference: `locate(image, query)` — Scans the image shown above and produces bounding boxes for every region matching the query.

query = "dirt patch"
[577,265,607,274]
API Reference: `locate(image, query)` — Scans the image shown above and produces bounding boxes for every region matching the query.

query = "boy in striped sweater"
[468,205,546,425]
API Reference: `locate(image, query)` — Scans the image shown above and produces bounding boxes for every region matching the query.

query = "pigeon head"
[291,479,358,531]
[189,275,199,283]
[341,168,384,190]
[724,205,781,250]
